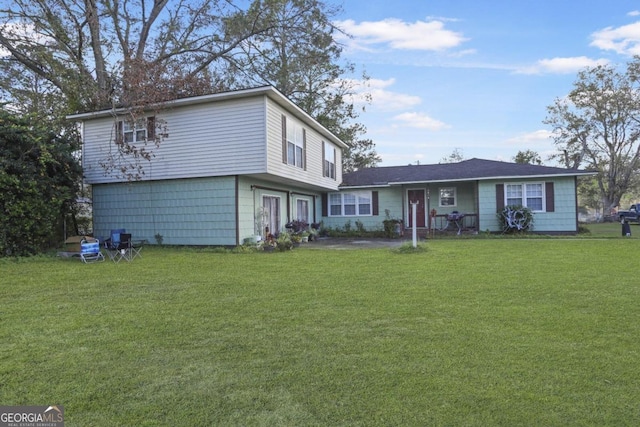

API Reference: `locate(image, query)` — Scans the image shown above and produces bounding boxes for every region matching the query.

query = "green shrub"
[275,232,293,251]
[393,242,428,253]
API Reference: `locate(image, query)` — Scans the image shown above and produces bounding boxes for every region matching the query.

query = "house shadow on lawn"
[306,237,411,249]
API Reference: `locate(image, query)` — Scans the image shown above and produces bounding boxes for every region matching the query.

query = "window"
[328,192,372,216]
[296,199,309,223]
[329,194,342,216]
[323,142,336,179]
[119,116,154,144]
[505,183,544,211]
[439,187,456,207]
[285,119,305,169]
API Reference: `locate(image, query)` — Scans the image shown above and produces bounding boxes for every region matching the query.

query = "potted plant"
[290,233,302,246]
[275,232,294,251]
[309,222,322,241]
[260,234,277,251]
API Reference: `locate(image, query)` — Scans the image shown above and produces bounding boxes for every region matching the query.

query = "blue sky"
[334,0,640,166]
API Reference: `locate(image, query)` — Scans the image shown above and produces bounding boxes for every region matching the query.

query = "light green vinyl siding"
[322,187,402,232]
[93,176,237,246]
[478,177,577,232]
[236,176,323,243]
[325,178,577,234]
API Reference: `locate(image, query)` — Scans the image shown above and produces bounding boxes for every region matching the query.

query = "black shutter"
[372,191,379,216]
[322,141,326,177]
[545,182,555,212]
[322,193,328,217]
[281,115,287,164]
[302,129,307,170]
[116,121,123,145]
[496,184,504,211]
[146,116,155,141]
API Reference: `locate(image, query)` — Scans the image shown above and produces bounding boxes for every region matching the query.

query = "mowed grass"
[1,235,640,426]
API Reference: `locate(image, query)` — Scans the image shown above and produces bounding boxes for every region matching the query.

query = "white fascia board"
[387,172,596,186]
[338,184,391,190]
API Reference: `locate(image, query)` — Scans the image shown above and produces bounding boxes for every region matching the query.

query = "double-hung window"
[118,116,155,144]
[505,183,544,211]
[329,192,372,216]
[439,187,456,207]
[285,119,305,169]
[323,142,336,179]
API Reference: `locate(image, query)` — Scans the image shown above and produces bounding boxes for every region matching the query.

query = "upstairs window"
[323,142,336,179]
[117,116,155,144]
[282,115,306,169]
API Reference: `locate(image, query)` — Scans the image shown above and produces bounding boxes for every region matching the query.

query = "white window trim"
[329,191,373,217]
[121,118,148,144]
[438,187,457,208]
[323,142,336,179]
[504,182,546,212]
[295,198,311,223]
[286,122,305,169]
[262,194,282,235]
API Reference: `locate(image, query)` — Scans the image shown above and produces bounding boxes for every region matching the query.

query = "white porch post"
[410,200,419,247]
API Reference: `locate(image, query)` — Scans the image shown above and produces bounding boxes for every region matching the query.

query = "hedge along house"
[69,86,347,246]
[322,158,595,235]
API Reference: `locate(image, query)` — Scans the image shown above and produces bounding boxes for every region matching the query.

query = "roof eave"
[339,184,391,190]
[342,171,597,188]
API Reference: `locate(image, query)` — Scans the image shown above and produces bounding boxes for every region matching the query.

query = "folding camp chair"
[58,236,104,263]
[129,238,143,260]
[80,239,105,263]
[104,229,128,262]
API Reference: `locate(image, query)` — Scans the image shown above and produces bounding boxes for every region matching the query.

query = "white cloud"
[0,21,52,57]
[335,18,468,52]
[392,112,449,130]
[507,130,554,144]
[337,77,422,112]
[628,11,640,17]
[590,21,640,55]
[366,78,422,111]
[516,56,609,74]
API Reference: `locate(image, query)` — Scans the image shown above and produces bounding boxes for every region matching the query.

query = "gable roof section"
[341,158,595,188]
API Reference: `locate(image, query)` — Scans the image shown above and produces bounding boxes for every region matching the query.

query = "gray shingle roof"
[341,158,594,187]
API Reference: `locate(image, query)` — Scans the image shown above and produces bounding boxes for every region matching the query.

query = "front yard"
[1,235,639,425]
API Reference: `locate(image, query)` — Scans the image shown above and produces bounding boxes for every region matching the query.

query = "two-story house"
[70,86,347,246]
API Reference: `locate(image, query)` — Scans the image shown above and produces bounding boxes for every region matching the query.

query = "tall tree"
[0,0,271,112]
[513,149,543,165]
[0,0,379,174]
[440,147,464,164]
[230,0,379,171]
[545,58,640,211]
[0,109,82,256]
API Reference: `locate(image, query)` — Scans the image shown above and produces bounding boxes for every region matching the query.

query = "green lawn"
[1,232,639,426]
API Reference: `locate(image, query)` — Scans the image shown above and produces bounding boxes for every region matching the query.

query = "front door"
[407,189,426,227]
